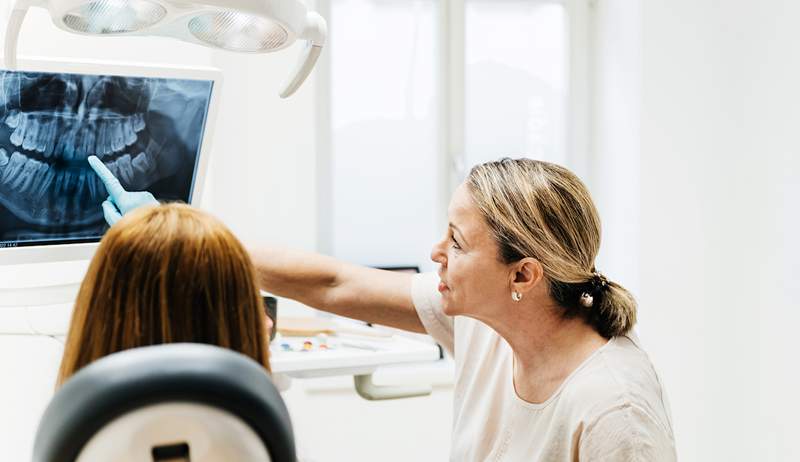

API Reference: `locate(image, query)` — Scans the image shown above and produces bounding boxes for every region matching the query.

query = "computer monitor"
[0,58,222,265]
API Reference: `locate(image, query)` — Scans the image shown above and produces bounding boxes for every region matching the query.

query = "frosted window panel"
[330,0,439,270]
[464,0,568,169]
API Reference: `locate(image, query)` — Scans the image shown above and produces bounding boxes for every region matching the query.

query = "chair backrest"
[33,344,295,462]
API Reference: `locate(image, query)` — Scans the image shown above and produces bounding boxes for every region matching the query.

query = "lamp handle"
[353,374,433,401]
[279,11,327,98]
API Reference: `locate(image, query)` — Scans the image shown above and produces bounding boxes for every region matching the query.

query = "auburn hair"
[57,203,270,386]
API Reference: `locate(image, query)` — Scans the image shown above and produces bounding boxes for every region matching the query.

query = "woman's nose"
[430,239,447,265]
[265,316,274,331]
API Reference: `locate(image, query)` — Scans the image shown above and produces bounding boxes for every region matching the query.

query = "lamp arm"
[4,5,28,69]
[3,0,42,69]
[278,11,327,98]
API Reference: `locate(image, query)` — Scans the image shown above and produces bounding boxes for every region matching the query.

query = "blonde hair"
[57,203,270,386]
[467,158,636,337]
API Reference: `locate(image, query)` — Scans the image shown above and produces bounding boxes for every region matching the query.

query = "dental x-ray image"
[0,70,213,247]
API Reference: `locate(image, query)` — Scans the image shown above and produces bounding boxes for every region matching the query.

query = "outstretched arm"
[249,246,426,334]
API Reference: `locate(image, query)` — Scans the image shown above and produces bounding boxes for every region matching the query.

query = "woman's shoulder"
[561,333,674,437]
[566,334,661,397]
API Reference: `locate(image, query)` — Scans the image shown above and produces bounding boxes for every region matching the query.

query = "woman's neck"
[487,300,609,404]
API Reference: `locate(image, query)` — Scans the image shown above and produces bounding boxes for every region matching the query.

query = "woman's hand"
[87,155,159,226]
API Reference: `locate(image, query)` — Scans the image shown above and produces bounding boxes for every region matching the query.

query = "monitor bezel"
[0,56,223,265]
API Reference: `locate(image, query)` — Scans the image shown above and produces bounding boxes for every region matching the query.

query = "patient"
[57,203,271,386]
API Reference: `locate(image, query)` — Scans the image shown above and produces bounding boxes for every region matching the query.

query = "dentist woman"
[89,156,676,461]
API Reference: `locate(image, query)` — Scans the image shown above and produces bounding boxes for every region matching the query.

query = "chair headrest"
[33,343,294,462]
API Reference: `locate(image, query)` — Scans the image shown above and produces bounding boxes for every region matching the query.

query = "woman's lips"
[438,281,449,293]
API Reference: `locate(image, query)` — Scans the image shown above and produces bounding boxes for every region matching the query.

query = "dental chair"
[32,344,295,462]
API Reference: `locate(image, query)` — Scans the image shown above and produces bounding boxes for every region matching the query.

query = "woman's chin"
[441,298,459,316]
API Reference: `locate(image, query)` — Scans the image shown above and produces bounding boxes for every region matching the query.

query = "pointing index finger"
[87,156,125,200]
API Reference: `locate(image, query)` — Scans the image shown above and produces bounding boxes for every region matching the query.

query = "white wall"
[203,47,318,248]
[590,0,641,297]
[596,1,800,460]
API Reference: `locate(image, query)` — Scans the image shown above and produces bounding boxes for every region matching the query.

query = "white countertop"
[270,332,441,378]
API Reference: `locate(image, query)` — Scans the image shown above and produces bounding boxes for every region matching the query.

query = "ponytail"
[590,281,637,337]
[550,275,636,338]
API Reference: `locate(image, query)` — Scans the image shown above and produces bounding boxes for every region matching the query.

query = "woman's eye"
[450,235,461,250]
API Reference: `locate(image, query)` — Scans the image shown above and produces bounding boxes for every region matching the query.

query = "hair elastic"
[579,272,609,308]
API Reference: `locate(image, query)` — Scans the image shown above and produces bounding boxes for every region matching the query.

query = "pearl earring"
[512,291,522,302]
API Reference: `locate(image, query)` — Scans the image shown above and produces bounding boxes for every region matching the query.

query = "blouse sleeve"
[579,403,677,462]
[410,272,454,355]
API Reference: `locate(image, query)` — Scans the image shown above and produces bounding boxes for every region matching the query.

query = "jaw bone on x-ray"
[0,71,213,246]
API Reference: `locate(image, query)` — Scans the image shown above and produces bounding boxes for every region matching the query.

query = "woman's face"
[430,183,511,318]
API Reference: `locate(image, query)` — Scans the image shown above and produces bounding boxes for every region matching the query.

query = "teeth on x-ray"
[104,152,156,188]
[1,151,25,184]
[0,70,212,237]
[10,154,34,190]
[0,150,104,199]
[132,150,155,174]
[33,166,56,201]
[5,111,147,160]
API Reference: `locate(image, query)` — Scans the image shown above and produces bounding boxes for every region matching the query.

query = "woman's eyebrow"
[449,223,468,246]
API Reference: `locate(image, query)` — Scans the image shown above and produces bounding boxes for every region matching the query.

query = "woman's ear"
[510,258,545,295]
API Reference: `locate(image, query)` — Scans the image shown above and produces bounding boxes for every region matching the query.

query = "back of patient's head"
[57,203,270,387]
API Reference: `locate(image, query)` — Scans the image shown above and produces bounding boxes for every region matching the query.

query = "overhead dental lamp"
[3,0,327,98]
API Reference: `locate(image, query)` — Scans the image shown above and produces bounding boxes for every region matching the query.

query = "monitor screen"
[0,70,214,248]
